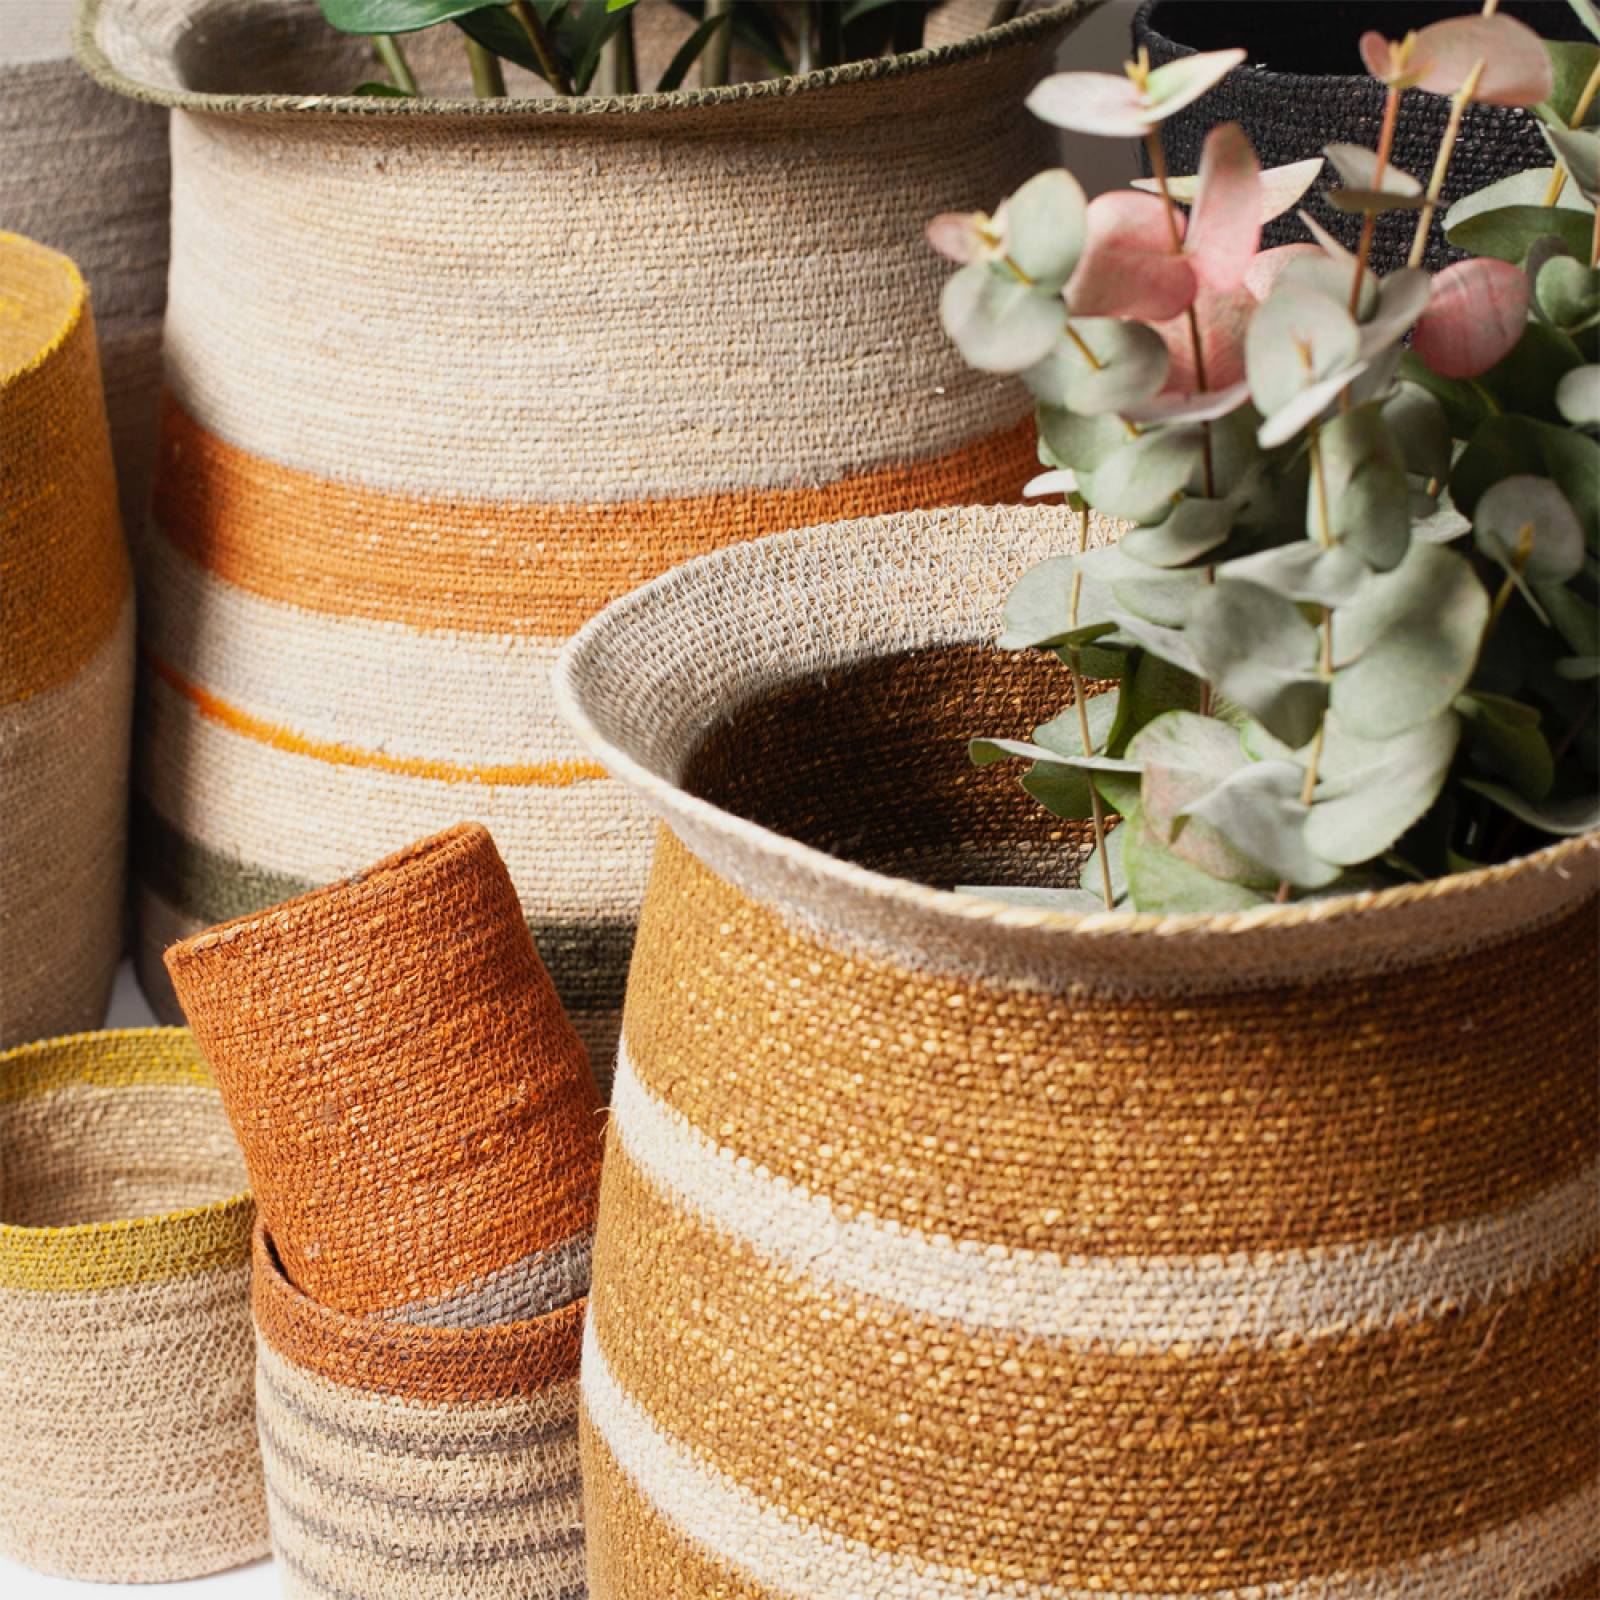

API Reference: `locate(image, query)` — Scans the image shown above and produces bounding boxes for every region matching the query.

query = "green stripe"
[133,792,634,1012]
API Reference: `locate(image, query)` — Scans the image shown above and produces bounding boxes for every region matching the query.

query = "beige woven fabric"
[1,0,168,525]
[82,0,1085,1082]
[0,231,134,1047]
[555,505,1600,1597]
[0,1029,266,1582]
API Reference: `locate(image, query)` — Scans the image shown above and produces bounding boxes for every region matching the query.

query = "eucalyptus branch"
[1352,85,1401,311]
[1069,525,1115,911]
[509,0,573,95]
[1408,58,1486,267]
[1543,58,1600,204]
[374,33,418,94]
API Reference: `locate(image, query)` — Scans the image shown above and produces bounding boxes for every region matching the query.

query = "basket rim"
[0,1027,251,1243]
[553,508,1600,947]
[77,0,1090,120]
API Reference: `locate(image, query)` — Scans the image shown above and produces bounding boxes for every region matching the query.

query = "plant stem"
[1408,58,1486,268]
[988,0,1022,24]
[1352,86,1401,313]
[509,0,573,95]
[599,16,637,94]
[701,0,733,87]
[1300,430,1337,811]
[465,37,506,97]
[374,34,418,94]
[816,1,844,69]
[1543,59,1600,204]
[1069,543,1115,911]
[1592,206,1600,268]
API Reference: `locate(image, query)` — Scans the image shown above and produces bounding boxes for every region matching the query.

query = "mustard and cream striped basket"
[0,230,134,1048]
[1,0,168,527]
[555,505,1600,1600]
[0,1029,267,1581]
[80,0,1087,1074]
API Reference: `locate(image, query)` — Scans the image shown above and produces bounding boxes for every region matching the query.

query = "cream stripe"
[137,668,653,922]
[612,1043,1600,1348]
[139,535,574,766]
[584,1318,1599,1600]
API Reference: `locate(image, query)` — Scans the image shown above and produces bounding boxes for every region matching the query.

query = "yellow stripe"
[0,1027,211,1103]
[144,649,607,787]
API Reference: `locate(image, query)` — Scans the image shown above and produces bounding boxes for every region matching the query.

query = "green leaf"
[1452,415,1600,547]
[1538,581,1600,656]
[1557,363,1600,425]
[455,6,543,72]
[1119,496,1235,567]
[1246,282,1360,419]
[1543,124,1600,205]
[1122,816,1268,913]
[320,0,491,33]
[1382,383,1453,484]
[1545,40,1600,124]
[1033,696,1121,760]
[1180,760,1343,889]
[1036,408,1129,473]
[941,263,1063,376]
[1331,543,1489,740]
[1568,0,1600,43]
[606,0,638,10]
[352,79,414,95]
[1004,169,1089,295]
[997,557,1116,652]
[1187,582,1326,749]
[1477,321,1585,424]
[1537,257,1600,333]
[952,883,1117,912]
[1457,691,1555,800]
[654,7,734,91]
[969,736,1140,776]
[1443,168,1590,230]
[1460,778,1600,835]
[1473,476,1586,607]
[1317,403,1410,571]
[1078,821,1129,906]
[1103,651,1202,757]
[1302,712,1461,865]
[1077,427,1205,523]
[1447,205,1593,264]
[1024,319,1169,417]
[1397,350,1492,439]
[1218,542,1368,606]
[1074,545,1207,630]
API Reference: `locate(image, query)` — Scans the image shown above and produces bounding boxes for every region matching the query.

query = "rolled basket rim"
[77,0,1090,120]
[553,510,1600,946]
[0,1027,252,1242]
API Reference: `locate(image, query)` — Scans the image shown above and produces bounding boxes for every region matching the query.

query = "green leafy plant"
[931,4,1600,914]
[318,0,950,100]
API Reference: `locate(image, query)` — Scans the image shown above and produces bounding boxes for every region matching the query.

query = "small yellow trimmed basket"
[0,1028,269,1581]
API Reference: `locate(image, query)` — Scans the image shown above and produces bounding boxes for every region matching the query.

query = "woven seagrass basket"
[0,229,134,1049]
[555,505,1600,1599]
[0,1028,267,1582]
[252,1221,587,1600]
[166,823,603,1324]
[0,0,168,526]
[80,0,1092,1080]
[1133,0,1586,275]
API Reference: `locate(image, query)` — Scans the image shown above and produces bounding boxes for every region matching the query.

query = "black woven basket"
[1133,1,1585,274]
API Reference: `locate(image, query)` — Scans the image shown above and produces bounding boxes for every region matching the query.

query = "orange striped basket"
[80,0,1090,1082]
[555,505,1600,1600]
[0,229,134,1047]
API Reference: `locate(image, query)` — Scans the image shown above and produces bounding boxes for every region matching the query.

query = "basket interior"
[0,1076,245,1228]
[680,643,1099,892]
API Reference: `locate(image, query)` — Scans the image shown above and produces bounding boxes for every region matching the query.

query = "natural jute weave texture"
[0,0,168,525]
[0,1028,267,1582]
[81,0,1087,1079]
[252,1222,587,1600]
[554,505,1600,1599]
[166,822,603,1325]
[1133,0,1584,276]
[0,229,134,1048]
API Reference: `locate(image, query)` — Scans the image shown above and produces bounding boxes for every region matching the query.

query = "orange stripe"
[151,397,1037,635]
[144,650,606,787]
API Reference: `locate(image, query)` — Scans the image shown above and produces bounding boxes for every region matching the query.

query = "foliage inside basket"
[315,0,960,99]
[930,1,1600,914]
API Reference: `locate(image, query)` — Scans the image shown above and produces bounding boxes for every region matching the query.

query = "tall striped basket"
[0,0,169,527]
[0,1029,267,1582]
[80,0,1090,1077]
[555,505,1600,1600]
[0,229,134,1048]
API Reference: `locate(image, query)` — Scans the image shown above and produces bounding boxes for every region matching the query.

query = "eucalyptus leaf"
[1537,257,1600,332]
[1556,654,1600,677]
[1411,488,1473,544]
[1322,142,1422,195]
[1325,189,1426,214]
[1537,581,1600,656]
[1035,407,1130,472]
[997,557,1115,651]
[940,264,1062,375]
[1460,779,1600,834]
[952,883,1116,912]
[1078,821,1129,906]
[1103,651,1202,757]
[1119,496,1235,567]
[1033,696,1121,759]
[1303,712,1461,864]
[1317,402,1410,570]
[969,736,1140,776]
[1027,319,1169,416]
[1397,349,1493,437]
[1545,39,1600,122]
[1566,0,1600,44]
[1121,814,1269,913]
[1442,168,1590,232]
[1477,320,1585,424]
[1452,415,1600,545]
[1382,383,1453,484]
[1246,281,1360,418]
[1543,124,1600,204]
[1556,363,1600,425]
[1180,760,1344,888]
[1004,169,1089,294]
[1447,205,1593,263]
[1357,270,1433,359]
[1077,427,1205,523]
[1219,542,1369,605]
[1076,544,1207,629]
[1456,691,1555,800]
[1473,475,1586,599]
[1257,363,1372,450]
[1188,582,1326,749]
[1331,543,1489,739]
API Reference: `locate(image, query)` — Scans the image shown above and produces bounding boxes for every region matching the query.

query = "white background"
[2,2,1138,1591]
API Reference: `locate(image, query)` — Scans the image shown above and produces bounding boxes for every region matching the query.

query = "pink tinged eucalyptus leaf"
[1412,258,1533,379]
[1359,29,1421,88]
[926,211,991,265]
[1122,378,1252,423]
[1152,280,1255,393]
[1410,15,1555,106]
[1186,122,1262,292]
[1068,190,1196,321]
[1243,243,1325,301]
[1026,71,1152,137]
[1142,48,1249,118]
[1132,155,1321,225]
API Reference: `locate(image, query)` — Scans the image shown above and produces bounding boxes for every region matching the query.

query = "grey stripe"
[266,1481,585,1573]
[255,1361,578,1462]
[259,1414,580,1521]
[386,1233,593,1329]
[275,1544,588,1600]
